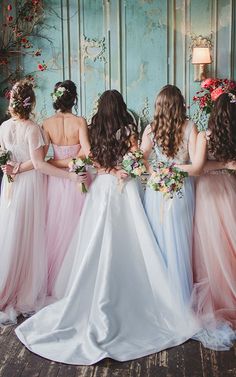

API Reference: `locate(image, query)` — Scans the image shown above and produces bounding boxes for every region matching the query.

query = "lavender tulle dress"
[144,120,195,306]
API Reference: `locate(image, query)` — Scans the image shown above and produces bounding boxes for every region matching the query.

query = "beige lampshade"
[192,47,211,64]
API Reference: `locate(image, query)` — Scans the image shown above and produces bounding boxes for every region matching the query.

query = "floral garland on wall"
[192,78,236,131]
[0,0,52,102]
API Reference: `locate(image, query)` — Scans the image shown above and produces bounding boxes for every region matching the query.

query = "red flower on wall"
[192,78,236,130]
[7,4,12,11]
[6,15,13,22]
[38,62,47,71]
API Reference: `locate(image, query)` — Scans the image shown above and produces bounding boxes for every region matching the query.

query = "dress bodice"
[0,119,44,163]
[52,144,81,160]
[148,120,194,164]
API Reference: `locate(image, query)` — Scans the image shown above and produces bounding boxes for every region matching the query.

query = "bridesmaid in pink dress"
[192,92,236,328]
[43,80,91,297]
[0,80,83,325]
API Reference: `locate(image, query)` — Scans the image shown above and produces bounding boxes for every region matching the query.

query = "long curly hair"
[52,80,78,112]
[89,90,137,169]
[208,92,236,161]
[151,85,187,158]
[8,79,35,120]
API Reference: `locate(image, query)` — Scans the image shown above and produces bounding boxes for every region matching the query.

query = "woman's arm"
[140,126,154,174]
[42,122,50,156]
[176,131,207,176]
[79,118,91,157]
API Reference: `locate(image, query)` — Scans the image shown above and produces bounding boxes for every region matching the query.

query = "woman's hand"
[226,161,236,170]
[69,172,88,183]
[1,164,15,175]
[115,169,129,180]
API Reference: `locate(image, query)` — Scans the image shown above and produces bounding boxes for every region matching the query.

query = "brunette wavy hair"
[8,79,35,120]
[52,80,78,112]
[151,85,187,158]
[89,90,137,169]
[208,92,236,161]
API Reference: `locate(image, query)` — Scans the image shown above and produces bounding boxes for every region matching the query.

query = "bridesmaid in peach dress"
[43,80,91,297]
[192,92,236,328]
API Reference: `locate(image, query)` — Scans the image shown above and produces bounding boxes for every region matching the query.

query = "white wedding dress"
[15,173,203,364]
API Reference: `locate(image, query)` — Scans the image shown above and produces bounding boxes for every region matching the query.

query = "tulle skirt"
[15,175,201,365]
[46,175,88,296]
[192,172,236,328]
[0,171,47,325]
[144,177,195,305]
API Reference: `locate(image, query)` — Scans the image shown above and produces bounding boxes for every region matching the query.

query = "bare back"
[43,113,85,146]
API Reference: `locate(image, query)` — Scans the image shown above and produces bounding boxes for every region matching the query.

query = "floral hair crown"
[51,86,69,103]
[11,96,32,109]
[228,92,236,103]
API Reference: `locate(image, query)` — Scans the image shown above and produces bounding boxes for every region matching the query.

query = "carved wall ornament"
[188,33,214,61]
[81,35,106,62]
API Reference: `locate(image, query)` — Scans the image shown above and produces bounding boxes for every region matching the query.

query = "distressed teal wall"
[3,0,236,125]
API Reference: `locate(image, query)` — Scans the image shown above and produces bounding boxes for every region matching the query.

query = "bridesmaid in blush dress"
[191,92,236,328]
[0,80,83,325]
[42,80,91,297]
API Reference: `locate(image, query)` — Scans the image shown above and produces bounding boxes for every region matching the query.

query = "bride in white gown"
[15,90,233,365]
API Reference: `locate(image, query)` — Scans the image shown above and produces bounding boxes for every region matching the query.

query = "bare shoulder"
[73,115,87,126]
[0,118,12,129]
[42,114,57,130]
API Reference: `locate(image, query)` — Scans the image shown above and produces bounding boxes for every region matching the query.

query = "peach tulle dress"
[192,156,236,328]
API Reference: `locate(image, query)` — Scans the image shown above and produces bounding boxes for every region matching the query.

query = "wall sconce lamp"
[192,47,211,81]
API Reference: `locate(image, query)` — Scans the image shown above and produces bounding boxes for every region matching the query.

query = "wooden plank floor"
[0,318,235,377]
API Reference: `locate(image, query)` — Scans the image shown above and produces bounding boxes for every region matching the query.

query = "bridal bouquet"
[192,78,236,130]
[121,150,146,177]
[0,149,14,182]
[68,157,91,193]
[147,162,188,200]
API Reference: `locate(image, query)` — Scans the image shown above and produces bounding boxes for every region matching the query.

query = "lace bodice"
[52,144,81,160]
[0,118,45,162]
[148,120,194,164]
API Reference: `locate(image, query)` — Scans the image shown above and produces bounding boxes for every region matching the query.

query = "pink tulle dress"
[46,144,87,296]
[0,119,47,325]
[193,166,236,328]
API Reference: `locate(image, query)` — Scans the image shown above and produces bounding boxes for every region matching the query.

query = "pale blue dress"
[144,120,195,306]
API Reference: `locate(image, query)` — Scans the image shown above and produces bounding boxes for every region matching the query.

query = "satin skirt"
[144,177,195,306]
[192,173,236,328]
[16,174,200,365]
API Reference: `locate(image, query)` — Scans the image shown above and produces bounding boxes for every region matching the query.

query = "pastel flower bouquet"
[147,162,188,200]
[68,157,91,193]
[192,78,236,130]
[0,149,13,182]
[121,150,146,177]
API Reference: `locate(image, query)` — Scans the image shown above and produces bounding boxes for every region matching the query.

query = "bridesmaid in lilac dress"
[43,80,91,297]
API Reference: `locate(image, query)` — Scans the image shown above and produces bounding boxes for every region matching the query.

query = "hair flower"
[51,86,68,103]
[23,96,31,108]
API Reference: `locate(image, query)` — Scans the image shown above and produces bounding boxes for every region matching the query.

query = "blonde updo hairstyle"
[9,79,35,120]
